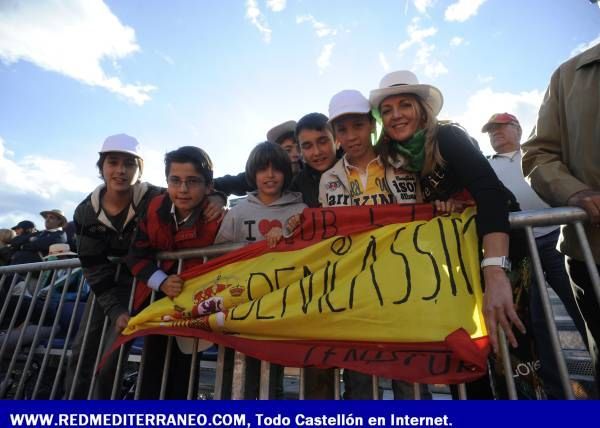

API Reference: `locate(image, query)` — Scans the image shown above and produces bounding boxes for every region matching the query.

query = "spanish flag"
[121,205,489,384]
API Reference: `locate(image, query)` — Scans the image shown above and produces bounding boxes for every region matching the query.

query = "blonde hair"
[375,94,444,176]
[0,228,16,245]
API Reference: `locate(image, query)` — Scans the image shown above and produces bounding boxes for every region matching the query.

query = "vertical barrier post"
[298,367,305,400]
[38,273,85,399]
[110,274,137,399]
[258,360,272,400]
[573,222,600,307]
[15,268,67,398]
[498,330,517,399]
[333,369,341,400]
[231,351,247,399]
[0,273,33,368]
[0,273,45,398]
[213,345,226,400]
[524,226,574,399]
[159,260,183,399]
[67,295,97,399]
[371,376,379,400]
[457,383,467,400]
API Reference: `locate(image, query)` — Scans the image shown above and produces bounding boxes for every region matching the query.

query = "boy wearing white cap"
[319,90,419,208]
[65,133,162,399]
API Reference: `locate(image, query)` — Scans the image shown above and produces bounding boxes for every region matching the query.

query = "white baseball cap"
[99,134,142,158]
[328,90,371,123]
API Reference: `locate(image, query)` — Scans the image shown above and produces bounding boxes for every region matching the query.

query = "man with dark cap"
[11,220,36,237]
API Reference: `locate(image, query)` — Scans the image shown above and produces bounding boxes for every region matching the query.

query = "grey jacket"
[215,191,307,244]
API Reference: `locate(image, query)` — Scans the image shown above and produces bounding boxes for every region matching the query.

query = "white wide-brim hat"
[40,209,67,226]
[44,243,78,259]
[369,70,443,116]
[266,120,297,144]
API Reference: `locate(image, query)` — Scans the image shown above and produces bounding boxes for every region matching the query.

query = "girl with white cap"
[369,71,525,355]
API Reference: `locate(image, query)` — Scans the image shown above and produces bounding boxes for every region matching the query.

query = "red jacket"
[127,193,219,309]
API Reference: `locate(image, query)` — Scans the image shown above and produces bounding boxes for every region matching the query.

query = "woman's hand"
[265,227,283,248]
[433,198,474,214]
[160,275,184,298]
[482,266,526,353]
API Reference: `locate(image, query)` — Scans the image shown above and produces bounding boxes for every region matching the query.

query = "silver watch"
[480,256,511,272]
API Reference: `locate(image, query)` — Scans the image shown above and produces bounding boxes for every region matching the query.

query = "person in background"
[10,220,36,237]
[267,120,302,176]
[0,229,17,266]
[483,112,587,398]
[213,120,303,197]
[522,40,600,395]
[9,210,67,266]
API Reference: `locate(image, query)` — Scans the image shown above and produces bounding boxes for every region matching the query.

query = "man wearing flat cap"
[9,209,68,265]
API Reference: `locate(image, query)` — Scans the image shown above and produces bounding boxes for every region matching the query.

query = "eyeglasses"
[167,176,206,189]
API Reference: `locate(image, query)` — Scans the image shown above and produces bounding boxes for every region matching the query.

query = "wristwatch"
[480,256,512,272]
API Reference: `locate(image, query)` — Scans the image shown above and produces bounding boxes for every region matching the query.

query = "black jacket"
[74,182,162,319]
[10,230,67,265]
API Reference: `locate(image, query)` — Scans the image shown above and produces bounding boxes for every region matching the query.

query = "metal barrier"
[1,207,598,400]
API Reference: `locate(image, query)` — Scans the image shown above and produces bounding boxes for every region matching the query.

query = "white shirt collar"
[170,203,192,231]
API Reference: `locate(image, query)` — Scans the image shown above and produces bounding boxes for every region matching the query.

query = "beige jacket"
[522,43,600,263]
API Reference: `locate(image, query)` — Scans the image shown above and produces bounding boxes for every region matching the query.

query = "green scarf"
[389,129,426,172]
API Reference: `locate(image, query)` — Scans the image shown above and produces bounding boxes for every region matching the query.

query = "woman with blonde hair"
[369,70,524,354]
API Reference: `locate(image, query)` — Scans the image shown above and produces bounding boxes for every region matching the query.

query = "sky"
[0,0,599,229]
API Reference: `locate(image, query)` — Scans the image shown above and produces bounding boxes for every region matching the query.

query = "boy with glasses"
[127,146,220,398]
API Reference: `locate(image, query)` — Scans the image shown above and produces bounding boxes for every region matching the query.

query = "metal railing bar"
[15,268,66,398]
[524,226,574,399]
[573,222,600,308]
[231,351,246,400]
[67,295,96,399]
[34,273,85,399]
[0,273,45,398]
[371,376,379,400]
[333,369,340,400]
[498,330,517,399]
[213,346,226,400]
[258,360,271,400]
[0,272,33,366]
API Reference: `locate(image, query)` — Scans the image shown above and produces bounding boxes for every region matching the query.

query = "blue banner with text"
[0,401,598,428]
